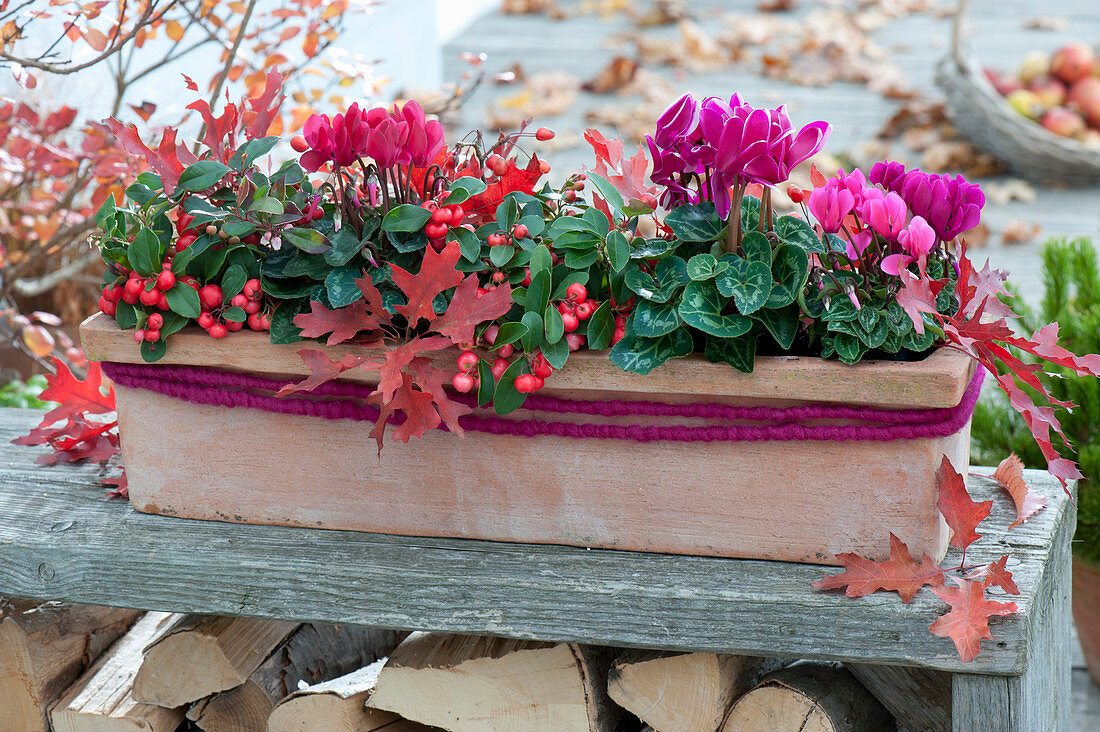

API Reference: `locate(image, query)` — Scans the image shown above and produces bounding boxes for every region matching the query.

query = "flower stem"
[725,181,746,255]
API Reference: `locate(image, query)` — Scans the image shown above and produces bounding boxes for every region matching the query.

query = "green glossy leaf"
[704,334,756,373]
[715,257,772,315]
[222,306,247,323]
[326,266,363,308]
[228,136,279,169]
[686,253,729,281]
[128,228,162,275]
[325,226,364,266]
[631,299,682,338]
[443,176,487,205]
[586,301,615,350]
[270,299,307,344]
[679,279,753,338]
[544,303,564,344]
[249,196,283,215]
[623,256,689,303]
[282,227,329,254]
[775,214,824,253]
[477,359,495,407]
[382,204,432,232]
[630,237,677,259]
[517,214,544,239]
[529,244,553,281]
[450,225,481,262]
[755,304,800,350]
[564,248,600,269]
[740,194,762,233]
[489,245,514,268]
[115,302,138,330]
[741,231,771,265]
[833,332,866,364]
[665,202,722,242]
[581,206,611,236]
[765,244,809,308]
[541,336,569,369]
[608,328,693,375]
[588,172,625,213]
[495,196,520,231]
[526,270,550,316]
[165,284,201,318]
[495,321,527,347]
[493,358,528,415]
[521,311,543,352]
[605,230,630,273]
[140,338,167,363]
[176,161,231,193]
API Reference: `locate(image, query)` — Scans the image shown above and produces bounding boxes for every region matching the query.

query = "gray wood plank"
[0,408,1072,675]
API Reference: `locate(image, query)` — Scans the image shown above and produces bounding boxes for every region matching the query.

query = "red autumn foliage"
[991,454,1048,529]
[583,128,660,211]
[286,242,513,452]
[929,577,1019,663]
[936,456,993,554]
[965,555,1020,596]
[810,533,946,603]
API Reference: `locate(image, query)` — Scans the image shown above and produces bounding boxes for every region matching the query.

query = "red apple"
[1068,77,1100,127]
[985,67,1023,96]
[1041,106,1087,139]
[1051,42,1095,84]
[1028,76,1066,108]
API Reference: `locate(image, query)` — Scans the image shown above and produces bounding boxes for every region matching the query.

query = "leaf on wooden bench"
[811,533,945,603]
[991,454,1047,529]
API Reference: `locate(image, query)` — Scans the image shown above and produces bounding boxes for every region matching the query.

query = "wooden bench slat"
[0,407,1071,675]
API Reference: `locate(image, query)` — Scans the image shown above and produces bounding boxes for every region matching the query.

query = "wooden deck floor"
[440,0,1100,725]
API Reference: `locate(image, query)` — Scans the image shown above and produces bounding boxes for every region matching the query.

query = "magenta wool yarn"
[100,361,984,444]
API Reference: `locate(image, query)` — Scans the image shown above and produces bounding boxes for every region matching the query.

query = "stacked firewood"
[4,600,942,731]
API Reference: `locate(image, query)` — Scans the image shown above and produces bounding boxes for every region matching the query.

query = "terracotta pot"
[1073,556,1100,686]
[80,312,976,565]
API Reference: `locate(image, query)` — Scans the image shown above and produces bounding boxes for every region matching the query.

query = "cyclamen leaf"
[811,533,946,603]
[936,456,993,551]
[929,577,1018,663]
[389,242,465,324]
[991,454,1047,529]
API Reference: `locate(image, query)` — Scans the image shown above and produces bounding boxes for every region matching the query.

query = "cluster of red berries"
[194,279,270,339]
[421,200,467,253]
[561,173,587,204]
[555,282,594,334]
[100,263,185,319]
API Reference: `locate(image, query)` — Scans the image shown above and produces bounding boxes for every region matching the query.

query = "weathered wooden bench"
[0,407,1073,730]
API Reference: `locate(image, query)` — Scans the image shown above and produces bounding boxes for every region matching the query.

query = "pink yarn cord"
[100,361,984,444]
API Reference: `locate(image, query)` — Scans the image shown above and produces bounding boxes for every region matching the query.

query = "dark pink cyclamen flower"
[646,136,700,208]
[899,171,985,242]
[882,215,936,276]
[868,159,907,193]
[807,177,857,234]
[857,188,907,242]
[653,92,702,148]
[300,114,336,172]
[739,106,830,186]
[299,105,370,171]
[392,100,445,167]
[362,106,408,169]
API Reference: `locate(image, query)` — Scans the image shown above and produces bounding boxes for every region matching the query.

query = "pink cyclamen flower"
[858,188,907,242]
[740,106,830,186]
[653,92,702,148]
[299,104,371,171]
[362,106,408,169]
[881,215,936,276]
[868,159,907,193]
[392,100,445,167]
[899,170,985,242]
[807,177,856,234]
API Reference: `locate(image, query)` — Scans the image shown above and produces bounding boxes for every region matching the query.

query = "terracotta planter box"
[80,312,974,565]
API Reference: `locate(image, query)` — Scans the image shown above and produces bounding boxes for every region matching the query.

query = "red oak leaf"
[102,470,128,499]
[956,252,1015,320]
[37,358,114,425]
[385,373,441,444]
[896,271,940,334]
[1007,323,1100,377]
[811,533,946,603]
[937,456,992,551]
[277,350,370,397]
[405,356,472,436]
[244,69,285,140]
[187,98,239,162]
[105,119,189,194]
[354,274,391,326]
[293,300,381,346]
[462,154,544,225]
[583,128,659,209]
[929,577,1018,663]
[965,555,1020,596]
[368,336,452,403]
[389,242,464,324]
[991,454,1047,529]
[430,275,514,345]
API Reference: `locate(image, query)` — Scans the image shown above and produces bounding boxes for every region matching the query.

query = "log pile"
[24,604,927,731]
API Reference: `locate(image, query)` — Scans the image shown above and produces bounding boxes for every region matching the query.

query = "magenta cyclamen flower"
[858,188,907,242]
[807,176,857,234]
[300,103,371,171]
[900,171,985,242]
[393,100,445,167]
[881,216,936,276]
[740,106,830,186]
[653,92,702,148]
[868,160,907,193]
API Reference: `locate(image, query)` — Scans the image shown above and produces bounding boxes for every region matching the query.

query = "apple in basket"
[1068,77,1100,128]
[1051,42,1096,85]
[1041,107,1087,139]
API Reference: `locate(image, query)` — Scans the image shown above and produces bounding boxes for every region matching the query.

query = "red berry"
[121,289,139,305]
[539,159,551,174]
[431,207,453,225]
[226,319,244,332]
[208,323,228,339]
[492,271,506,283]
[247,313,263,330]
[564,190,578,203]
[147,313,163,329]
[535,127,555,141]
[521,268,532,287]
[457,351,479,372]
[244,299,261,314]
[566,333,585,351]
[530,375,545,390]
[243,278,261,298]
[144,328,160,342]
[156,270,176,291]
[175,212,195,235]
[290,135,309,153]
[566,283,587,303]
[491,357,510,379]
[557,301,574,315]
[98,297,116,316]
[574,301,594,320]
[787,184,805,204]
[561,312,579,333]
[514,373,537,393]
[483,324,500,345]
[199,285,222,311]
[486,233,503,247]
[133,329,145,343]
[476,287,488,299]
[103,284,124,302]
[512,223,529,240]
[486,154,508,176]
[447,204,464,224]
[231,293,248,308]
[198,312,214,329]
[425,221,448,239]
[259,313,271,330]
[428,237,446,253]
[611,326,626,345]
[498,343,515,358]
[532,353,553,378]
[452,372,475,393]
[124,277,142,298]
[140,286,160,307]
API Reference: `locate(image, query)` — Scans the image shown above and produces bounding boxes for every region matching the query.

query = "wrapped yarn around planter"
[936,0,1100,184]
[82,314,978,567]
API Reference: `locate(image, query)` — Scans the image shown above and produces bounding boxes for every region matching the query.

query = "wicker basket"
[936,0,1100,184]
